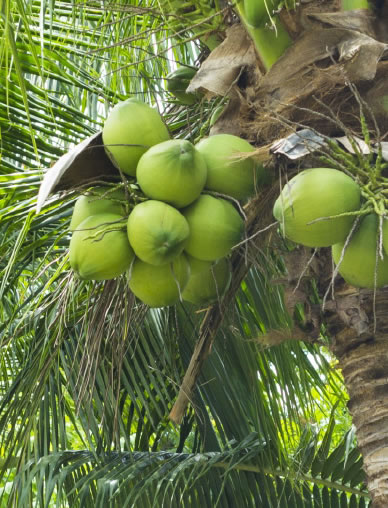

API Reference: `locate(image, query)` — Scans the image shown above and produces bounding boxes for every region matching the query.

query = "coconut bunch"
[273,166,388,289]
[69,98,264,308]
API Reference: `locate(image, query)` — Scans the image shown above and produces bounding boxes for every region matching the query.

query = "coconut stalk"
[234,2,292,70]
[341,0,370,10]
[169,182,278,424]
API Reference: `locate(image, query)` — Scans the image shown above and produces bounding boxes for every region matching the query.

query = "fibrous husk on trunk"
[189,17,388,145]
[323,269,388,507]
[186,24,261,137]
[265,246,388,507]
[243,27,388,144]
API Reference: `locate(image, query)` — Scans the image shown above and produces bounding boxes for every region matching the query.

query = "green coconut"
[102,98,170,176]
[129,254,190,307]
[273,168,361,247]
[195,134,264,200]
[209,105,225,127]
[70,187,127,231]
[70,213,134,280]
[136,139,207,208]
[127,200,189,265]
[182,256,231,305]
[332,214,388,289]
[182,195,244,261]
[165,67,199,105]
[382,218,388,256]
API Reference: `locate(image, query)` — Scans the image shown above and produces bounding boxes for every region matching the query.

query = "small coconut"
[209,105,225,127]
[136,139,207,208]
[165,67,199,105]
[127,200,189,265]
[70,187,127,231]
[129,254,190,307]
[273,168,361,247]
[195,134,264,200]
[102,98,170,176]
[182,195,244,261]
[70,213,134,280]
[182,256,231,305]
[332,213,388,289]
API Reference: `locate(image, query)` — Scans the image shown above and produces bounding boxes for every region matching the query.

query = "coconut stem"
[235,4,292,70]
[341,0,369,10]
[306,207,372,226]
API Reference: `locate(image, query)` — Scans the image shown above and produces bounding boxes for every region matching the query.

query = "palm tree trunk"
[170,7,388,501]
[325,281,388,507]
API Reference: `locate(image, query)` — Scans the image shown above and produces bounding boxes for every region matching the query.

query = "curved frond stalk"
[234,4,292,70]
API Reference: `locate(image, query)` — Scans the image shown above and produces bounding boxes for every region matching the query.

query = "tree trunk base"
[326,284,388,507]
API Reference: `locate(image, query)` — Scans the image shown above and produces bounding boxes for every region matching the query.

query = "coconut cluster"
[273,167,388,289]
[69,99,264,307]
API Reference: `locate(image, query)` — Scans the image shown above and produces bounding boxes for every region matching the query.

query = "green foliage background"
[0,1,370,506]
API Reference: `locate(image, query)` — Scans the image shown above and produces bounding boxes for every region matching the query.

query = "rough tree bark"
[276,246,388,507]
[326,283,388,507]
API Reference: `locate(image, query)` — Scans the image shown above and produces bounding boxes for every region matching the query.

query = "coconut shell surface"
[129,254,190,307]
[69,187,127,231]
[182,256,231,305]
[127,200,189,266]
[136,139,207,208]
[332,213,388,289]
[102,98,170,176]
[70,213,134,280]
[166,67,199,105]
[196,134,263,200]
[273,168,361,247]
[182,195,244,261]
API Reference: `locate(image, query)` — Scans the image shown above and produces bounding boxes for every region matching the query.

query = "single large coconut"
[70,187,127,231]
[182,195,244,261]
[273,168,361,247]
[182,256,231,305]
[102,98,170,176]
[195,134,264,200]
[70,213,134,280]
[332,213,388,289]
[136,139,207,208]
[127,200,189,265]
[129,254,190,307]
